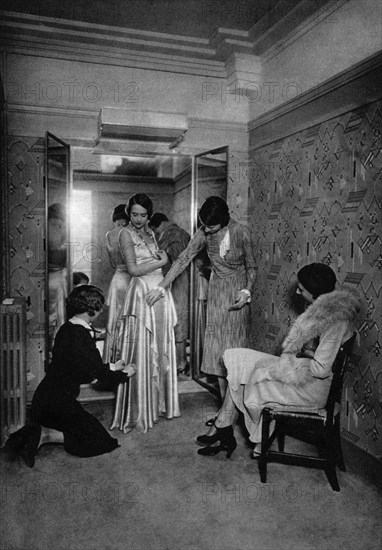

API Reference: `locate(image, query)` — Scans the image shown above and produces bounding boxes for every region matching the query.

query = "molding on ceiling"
[0,1,336,83]
[260,0,349,64]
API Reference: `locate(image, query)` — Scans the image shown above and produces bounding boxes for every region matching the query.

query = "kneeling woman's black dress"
[31,321,127,457]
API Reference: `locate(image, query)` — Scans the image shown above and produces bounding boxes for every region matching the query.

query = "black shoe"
[196,423,230,446]
[197,425,237,459]
[205,416,217,427]
[196,432,220,446]
[19,422,41,468]
[3,428,28,456]
[197,439,237,459]
[20,445,36,468]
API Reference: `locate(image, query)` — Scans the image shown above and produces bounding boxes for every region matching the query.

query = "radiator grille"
[0,298,27,447]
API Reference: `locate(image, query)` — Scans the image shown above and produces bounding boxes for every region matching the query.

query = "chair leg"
[259,410,271,483]
[276,420,285,452]
[325,465,340,492]
[323,426,341,491]
[333,417,346,471]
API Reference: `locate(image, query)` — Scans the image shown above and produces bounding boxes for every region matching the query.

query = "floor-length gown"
[110,227,180,433]
[103,230,131,363]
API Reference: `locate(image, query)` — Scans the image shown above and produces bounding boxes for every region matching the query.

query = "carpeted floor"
[1,391,381,550]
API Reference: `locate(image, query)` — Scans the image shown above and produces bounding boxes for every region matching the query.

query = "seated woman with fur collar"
[195,263,361,459]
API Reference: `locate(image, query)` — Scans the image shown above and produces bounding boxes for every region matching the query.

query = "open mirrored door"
[190,146,228,395]
[45,132,71,366]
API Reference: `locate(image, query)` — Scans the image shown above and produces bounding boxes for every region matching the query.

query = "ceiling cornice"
[0,2,342,84]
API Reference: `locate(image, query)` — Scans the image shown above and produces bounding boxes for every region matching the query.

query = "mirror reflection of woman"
[102,204,131,363]
[48,203,67,352]
[110,194,180,433]
[147,196,257,401]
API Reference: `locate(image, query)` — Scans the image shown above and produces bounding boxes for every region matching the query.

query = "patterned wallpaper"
[247,99,382,458]
[4,99,382,458]
[6,136,46,395]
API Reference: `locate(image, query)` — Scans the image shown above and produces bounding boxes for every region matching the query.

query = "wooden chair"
[258,333,356,492]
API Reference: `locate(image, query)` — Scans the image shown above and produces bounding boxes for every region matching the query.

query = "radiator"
[0,297,27,447]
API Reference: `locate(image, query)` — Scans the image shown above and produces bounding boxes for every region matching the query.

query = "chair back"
[325,332,356,425]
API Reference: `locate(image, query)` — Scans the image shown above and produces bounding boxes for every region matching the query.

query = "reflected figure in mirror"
[48,203,68,353]
[147,196,257,401]
[149,213,191,375]
[110,194,180,434]
[102,204,131,363]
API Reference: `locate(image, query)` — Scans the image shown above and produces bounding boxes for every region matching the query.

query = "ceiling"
[1,0,327,40]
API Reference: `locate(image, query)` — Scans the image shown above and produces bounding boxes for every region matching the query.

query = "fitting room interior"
[0,1,381,549]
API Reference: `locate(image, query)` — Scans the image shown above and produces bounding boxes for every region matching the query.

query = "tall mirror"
[45,142,228,393]
[190,146,228,394]
[45,132,71,366]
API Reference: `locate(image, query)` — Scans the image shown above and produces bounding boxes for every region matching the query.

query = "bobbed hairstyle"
[112,203,130,223]
[149,212,169,229]
[66,284,105,318]
[73,271,89,286]
[126,193,153,219]
[297,263,337,299]
[198,196,230,228]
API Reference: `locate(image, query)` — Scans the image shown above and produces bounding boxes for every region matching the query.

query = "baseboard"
[342,438,382,490]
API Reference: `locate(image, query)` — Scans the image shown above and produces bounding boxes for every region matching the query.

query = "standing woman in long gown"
[102,204,131,363]
[110,194,180,433]
[147,196,257,401]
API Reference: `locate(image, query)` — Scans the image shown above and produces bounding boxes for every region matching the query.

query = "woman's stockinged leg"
[214,388,239,428]
[218,376,228,401]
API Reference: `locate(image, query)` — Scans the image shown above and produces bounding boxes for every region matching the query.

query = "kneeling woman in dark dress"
[5,285,135,467]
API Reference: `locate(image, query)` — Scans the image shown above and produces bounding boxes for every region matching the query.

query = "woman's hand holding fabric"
[123,364,136,377]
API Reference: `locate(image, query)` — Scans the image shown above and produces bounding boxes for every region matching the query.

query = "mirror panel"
[45,132,71,365]
[46,143,228,394]
[71,151,193,332]
[190,146,228,392]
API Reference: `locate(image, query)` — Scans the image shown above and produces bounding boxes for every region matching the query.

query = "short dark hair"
[149,212,168,229]
[297,263,337,299]
[126,194,153,219]
[112,204,130,223]
[66,285,105,318]
[198,196,230,228]
[73,271,89,286]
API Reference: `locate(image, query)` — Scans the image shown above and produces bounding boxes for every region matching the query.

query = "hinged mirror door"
[45,132,71,366]
[190,146,228,395]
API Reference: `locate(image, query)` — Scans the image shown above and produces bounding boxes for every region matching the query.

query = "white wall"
[249,0,382,119]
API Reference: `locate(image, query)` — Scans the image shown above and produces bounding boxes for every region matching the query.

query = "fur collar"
[281,288,361,354]
[253,288,362,386]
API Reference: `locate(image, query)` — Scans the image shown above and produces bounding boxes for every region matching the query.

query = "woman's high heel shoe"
[196,422,230,446]
[196,425,237,459]
[197,439,237,459]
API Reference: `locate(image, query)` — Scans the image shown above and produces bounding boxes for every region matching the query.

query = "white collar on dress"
[69,316,92,330]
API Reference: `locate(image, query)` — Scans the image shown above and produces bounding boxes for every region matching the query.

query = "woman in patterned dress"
[147,196,257,400]
[110,194,180,434]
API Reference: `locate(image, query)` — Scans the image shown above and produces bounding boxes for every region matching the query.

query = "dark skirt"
[31,378,119,457]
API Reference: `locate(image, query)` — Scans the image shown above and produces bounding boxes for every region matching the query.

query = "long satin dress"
[103,230,131,363]
[110,226,180,433]
[48,248,67,352]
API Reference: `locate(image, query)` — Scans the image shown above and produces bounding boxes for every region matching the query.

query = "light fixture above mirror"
[97,107,188,144]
